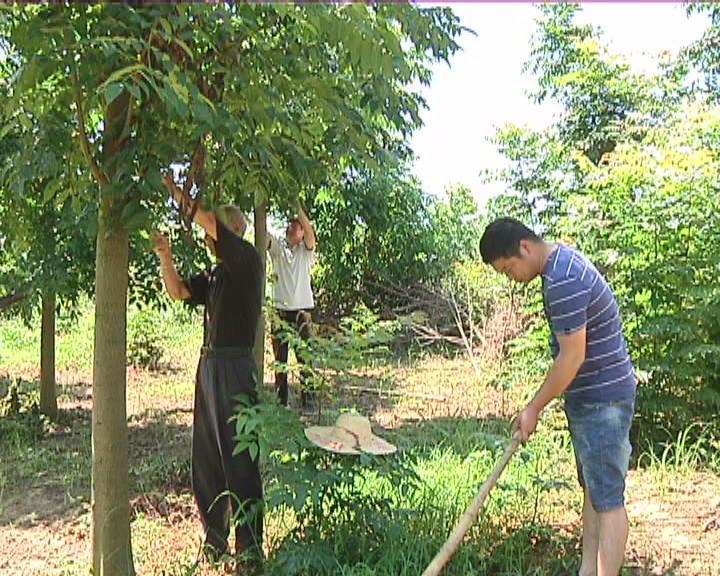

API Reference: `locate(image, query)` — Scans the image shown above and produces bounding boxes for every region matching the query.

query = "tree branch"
[73,72,107,186]
[0,291,27,311]
[177,139,207,235]
[450,287,481,376]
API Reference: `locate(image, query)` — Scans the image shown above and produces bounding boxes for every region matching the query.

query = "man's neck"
[537,241,557,275]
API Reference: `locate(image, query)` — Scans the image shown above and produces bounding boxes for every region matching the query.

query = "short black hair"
[479,217,541,264]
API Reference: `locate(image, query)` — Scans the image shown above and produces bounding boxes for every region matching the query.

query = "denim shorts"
[564,397,635,512]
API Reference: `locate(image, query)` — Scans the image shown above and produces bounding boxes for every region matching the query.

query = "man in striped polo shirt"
[480,217,636,576]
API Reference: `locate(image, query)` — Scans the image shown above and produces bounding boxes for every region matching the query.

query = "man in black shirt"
[153,175,263,570]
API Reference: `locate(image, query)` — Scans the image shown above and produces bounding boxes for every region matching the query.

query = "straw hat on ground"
[304,413,397,455]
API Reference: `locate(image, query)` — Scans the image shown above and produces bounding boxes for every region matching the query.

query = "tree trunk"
[90,90,135,576]
[254,195,267,388]
[39,292,57,420]
[91,206,133,576]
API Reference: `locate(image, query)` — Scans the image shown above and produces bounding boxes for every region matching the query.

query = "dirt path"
[625,471,720,575]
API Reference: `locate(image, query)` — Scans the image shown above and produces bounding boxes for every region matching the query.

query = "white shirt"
[267,232,315,310]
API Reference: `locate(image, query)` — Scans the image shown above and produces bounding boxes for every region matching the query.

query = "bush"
[127,308,164,370]
[270,303,399,413]
[313,169,483,316]
[0,379,47,444]
[231,390,419,576]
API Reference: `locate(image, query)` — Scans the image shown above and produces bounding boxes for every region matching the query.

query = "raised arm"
[163,174,218,240]
[152,232,191,301]
[295,202,316,250]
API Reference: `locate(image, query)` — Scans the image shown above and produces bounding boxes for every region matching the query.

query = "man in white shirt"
[267,202,316,407]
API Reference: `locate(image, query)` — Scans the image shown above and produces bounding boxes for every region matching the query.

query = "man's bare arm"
[295,203,316,250]
[153,232,191,301]
[529,328,586,413]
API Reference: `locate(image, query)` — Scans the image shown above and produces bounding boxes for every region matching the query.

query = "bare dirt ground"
[1,355,718,576]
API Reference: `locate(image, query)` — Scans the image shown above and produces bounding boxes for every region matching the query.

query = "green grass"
[0,406,91,519]
[0,299,203,375]
[637,422,715,492]
[231,390,584,576]
[258,429,581,575]
[0,303,95,373]
[0,301,202,521]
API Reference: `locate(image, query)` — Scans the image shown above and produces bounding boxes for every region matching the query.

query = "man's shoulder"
[543,245,595,291]
[269,234,290,253]
[219,229,261,266]
[238,238,262,265]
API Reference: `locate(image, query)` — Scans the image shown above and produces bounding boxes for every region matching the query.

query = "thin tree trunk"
[254,195,267,388]
[90,89,135,576]
[39,292,57,420]
[92,205,133,576]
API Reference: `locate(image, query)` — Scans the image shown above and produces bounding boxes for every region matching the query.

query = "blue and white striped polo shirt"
[542,244,636,405]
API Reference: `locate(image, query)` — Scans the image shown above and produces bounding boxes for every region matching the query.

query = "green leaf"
[104,82,124,105]
[293,483,309,509]
[199,93,216,111]
[99,64,147,91]
[159,82,186,117]
[191,97,213,126]
[159,17,172,37]
[18,114,31,130]
[17,58,42,92]
[42,179,63,203]
[172,37,194,61]
[245,418,258,434]
[121,200,147,231]
[125,81,142,101]
[146,167,163,190]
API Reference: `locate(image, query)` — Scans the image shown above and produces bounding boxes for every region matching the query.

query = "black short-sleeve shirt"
[184,221,262,349]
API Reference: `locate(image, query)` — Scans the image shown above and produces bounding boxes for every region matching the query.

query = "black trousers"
[272,309,313,407]
[192,348,263,556]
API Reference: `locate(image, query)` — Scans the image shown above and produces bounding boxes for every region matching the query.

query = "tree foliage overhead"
[526,3,650,164]
[1,2,464,307]
[1,2,461,224]
[685,2,720,100]
[0,31,95,320]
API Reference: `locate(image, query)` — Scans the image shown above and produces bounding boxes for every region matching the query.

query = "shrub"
[127,308,164,370]
[0,379,46,444]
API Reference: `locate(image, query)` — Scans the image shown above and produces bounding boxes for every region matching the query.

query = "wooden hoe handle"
[421,432,522,576]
